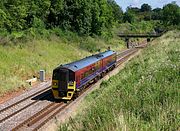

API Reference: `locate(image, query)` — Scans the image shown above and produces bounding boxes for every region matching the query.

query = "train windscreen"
[59,69,68,91]
[53,70,60,80]
[59,69,68,81]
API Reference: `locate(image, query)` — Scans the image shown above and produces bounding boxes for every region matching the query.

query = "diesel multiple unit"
[52,50,116,100]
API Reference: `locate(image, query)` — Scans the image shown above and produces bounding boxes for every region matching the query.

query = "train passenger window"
[81,73,85,79]
[91,67,95,71]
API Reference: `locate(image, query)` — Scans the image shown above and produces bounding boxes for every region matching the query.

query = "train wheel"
[94,77,98,82]
[102,72,106,78]
[97,75,101,80]
[73,91,80,100]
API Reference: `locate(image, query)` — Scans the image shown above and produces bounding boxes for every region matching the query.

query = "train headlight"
[69,81,74,86]
[53,82,57,86]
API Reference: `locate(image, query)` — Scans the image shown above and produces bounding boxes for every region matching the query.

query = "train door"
[76,73,80,87]
[100,59,103,69]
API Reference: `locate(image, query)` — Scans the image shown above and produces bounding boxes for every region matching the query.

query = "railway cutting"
[0,41,148,131]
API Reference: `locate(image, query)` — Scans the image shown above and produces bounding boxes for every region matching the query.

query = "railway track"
[0,86,51,113]
[12,102,65,131]
[117,48,134,56]
[0,91,51,124]
[0,86,51,124]
[1,42,147,131]
[116,48,138,66]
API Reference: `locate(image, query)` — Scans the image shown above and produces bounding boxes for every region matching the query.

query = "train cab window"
[53,70,60,80]
[59,69,68,81]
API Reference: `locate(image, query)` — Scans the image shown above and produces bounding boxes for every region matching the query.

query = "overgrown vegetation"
[59,31,180,131]
[0,0,123,39]
[0,0,179,43]
[123,2,180,31]
[117,20,157,34]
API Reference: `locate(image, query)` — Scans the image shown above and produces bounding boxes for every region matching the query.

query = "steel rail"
[117,48,133,56]
[116,49,138,67]
[0,86,51,114]
[32,103,67,131]
[0,90,51,123]
[12,102,56,131]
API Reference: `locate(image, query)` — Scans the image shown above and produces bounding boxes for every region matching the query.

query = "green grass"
[59,30,180,131]
[0,33,125,96]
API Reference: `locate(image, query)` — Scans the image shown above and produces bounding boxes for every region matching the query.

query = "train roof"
[56,50,116,72]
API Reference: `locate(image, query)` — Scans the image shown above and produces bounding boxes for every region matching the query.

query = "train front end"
[52,68,76,100]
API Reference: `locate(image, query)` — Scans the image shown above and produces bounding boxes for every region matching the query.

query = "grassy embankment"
[0,31,125,97]
[59,30,180,131]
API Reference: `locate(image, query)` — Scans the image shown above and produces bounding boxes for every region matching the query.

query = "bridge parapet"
[118,33,162,38]
[118,32,166,49]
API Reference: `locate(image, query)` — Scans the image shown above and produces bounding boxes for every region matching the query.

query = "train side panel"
[75,53,116,91]
[75,60,101,90]
[102,53,116,72]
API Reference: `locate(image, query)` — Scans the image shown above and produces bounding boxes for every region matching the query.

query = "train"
[51,50,117,100]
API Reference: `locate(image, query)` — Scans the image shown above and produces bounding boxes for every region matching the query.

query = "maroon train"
[52,50,116,100]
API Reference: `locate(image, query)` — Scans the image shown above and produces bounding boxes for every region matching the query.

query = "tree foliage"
[108,0,123,23]
[162,2,180,26]
[123,2,180,29]
[123,11,135,23]
[152,8,162,20]
[0,0,179,38]
[140,4,152,12]
[0,0,122,36]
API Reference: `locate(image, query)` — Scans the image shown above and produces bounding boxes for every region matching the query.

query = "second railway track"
[0,89,51,123]
[0,85,51,114]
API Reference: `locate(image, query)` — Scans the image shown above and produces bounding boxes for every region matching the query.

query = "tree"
[0,9,8,31]
[141,4,152,12]
[0,0,121,36]
[108,0,123,23]
[128,7,140,13]
[48,0,64,27]
[162,2,180,25]
[54,0,94,34]
[152,8,162,20]
[123,11,135,23]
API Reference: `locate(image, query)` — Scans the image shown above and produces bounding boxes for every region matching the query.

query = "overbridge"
[118,33,162,38]
[118,32,164,48]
